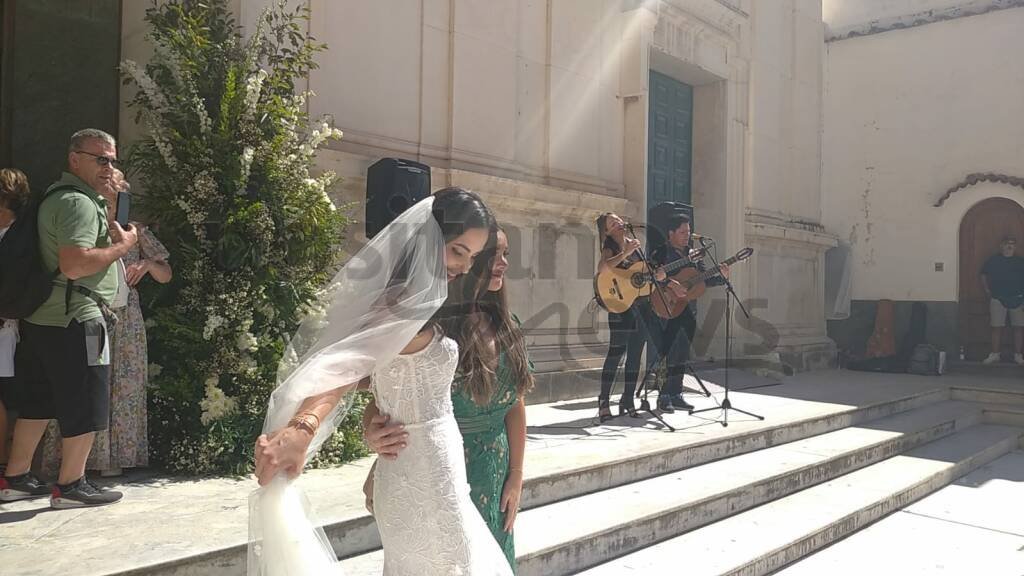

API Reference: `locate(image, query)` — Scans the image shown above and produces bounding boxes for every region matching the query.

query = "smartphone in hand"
[116,191,132,228]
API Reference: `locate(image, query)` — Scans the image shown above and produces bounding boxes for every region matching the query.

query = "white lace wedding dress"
[370,327,514,576]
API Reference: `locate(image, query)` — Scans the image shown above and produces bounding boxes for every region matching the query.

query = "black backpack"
[0,184,87,318]
[908,344,941,376]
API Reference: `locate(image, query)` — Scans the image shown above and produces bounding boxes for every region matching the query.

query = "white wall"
[822,6,1024,301]
[746,0,823,222]
[306,0,625,193]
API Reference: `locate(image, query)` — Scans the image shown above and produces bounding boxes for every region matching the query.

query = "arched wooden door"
[958,197,1024,360]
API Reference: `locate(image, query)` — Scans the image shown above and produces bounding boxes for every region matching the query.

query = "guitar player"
[595,213,667,422]
[980,235,1024,365]
[648,214,729,413]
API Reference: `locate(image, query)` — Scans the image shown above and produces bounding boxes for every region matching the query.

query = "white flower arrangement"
[122,0,353,473]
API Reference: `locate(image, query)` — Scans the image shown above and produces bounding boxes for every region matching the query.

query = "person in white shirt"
[0,168,32,474]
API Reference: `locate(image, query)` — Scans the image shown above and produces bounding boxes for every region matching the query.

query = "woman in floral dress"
[363,228,533,570]
[41,171,171,477]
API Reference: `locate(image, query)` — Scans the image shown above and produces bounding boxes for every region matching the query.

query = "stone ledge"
[745,219,839,249]
[826,0,1024,42]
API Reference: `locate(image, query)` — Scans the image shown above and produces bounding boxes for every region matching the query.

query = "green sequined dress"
[452,352,521,571]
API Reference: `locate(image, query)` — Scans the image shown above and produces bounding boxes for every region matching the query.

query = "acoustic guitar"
[593,260,656,314]
[649,247,754,319]
[593,246,751,314]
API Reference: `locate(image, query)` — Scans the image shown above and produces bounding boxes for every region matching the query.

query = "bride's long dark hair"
[426,185,496,324]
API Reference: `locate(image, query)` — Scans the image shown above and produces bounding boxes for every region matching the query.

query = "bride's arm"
[254,379,367,486]
[254,328,432,484]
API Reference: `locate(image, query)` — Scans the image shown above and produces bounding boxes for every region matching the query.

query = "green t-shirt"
[26,172,119,327]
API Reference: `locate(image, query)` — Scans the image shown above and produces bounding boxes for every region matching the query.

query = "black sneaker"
[0,472,51,501]
[50,476,122,509]
[657,396,675,414]
[670,395,694,412]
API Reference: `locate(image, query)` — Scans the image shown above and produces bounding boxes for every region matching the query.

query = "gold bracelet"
[288,415,318,436]
[296,411,322,430]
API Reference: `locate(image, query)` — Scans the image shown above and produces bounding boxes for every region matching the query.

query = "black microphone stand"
[689,237,764,427]
[624,223,675,432]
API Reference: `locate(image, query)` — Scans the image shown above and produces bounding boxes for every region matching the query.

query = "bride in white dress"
[370,324,511,575]
[250,188,513,576]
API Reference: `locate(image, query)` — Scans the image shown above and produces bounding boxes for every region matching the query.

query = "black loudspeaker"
[646,201,693,251]
[365,158,431,239]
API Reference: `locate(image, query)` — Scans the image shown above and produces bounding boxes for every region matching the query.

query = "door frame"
[957,196,1024,360]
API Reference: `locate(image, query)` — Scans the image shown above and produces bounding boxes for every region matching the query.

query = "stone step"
[576,423,1024,576]
[339,400,981,575]
[772,450,1024,576]
[952,385,1024,407]
[979,403,1024,428]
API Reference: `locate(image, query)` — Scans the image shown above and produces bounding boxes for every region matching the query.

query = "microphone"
[691,233,714,245]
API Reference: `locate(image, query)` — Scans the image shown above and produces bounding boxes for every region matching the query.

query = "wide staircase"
[340,384,1024,576]
[3,375,1021,576]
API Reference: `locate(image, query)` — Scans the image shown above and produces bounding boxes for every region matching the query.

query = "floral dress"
[451,352,522,571]
[41,229,169,476]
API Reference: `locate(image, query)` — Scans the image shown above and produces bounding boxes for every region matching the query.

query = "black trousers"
[599,300,660,404]
[650,306,697,397]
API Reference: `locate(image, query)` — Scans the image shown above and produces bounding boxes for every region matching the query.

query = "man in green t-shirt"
[1,129,137,508]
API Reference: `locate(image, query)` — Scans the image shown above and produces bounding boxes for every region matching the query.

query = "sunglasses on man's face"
[74,150,122,170]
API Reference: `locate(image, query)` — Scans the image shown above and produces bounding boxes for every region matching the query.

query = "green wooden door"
[647,70,693,210]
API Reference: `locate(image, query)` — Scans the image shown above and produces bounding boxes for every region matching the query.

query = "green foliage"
[124,0,365,474]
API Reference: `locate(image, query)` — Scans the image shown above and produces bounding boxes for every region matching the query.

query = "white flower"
[240,146,255,189]
[322,189,336,211]
[259,302,277,321]
[242,69,269,123]
[122,60,170,113]
[237,331,258,352]
[194,95,213,135]
[150,121,178,170]
[203,314,226,340]
[241,354,259,374]
[200,377,238,426]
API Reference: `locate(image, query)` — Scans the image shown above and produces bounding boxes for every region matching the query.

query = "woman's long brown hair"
[442,229,534,405]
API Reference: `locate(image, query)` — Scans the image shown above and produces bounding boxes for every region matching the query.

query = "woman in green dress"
[363,228,533,570]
